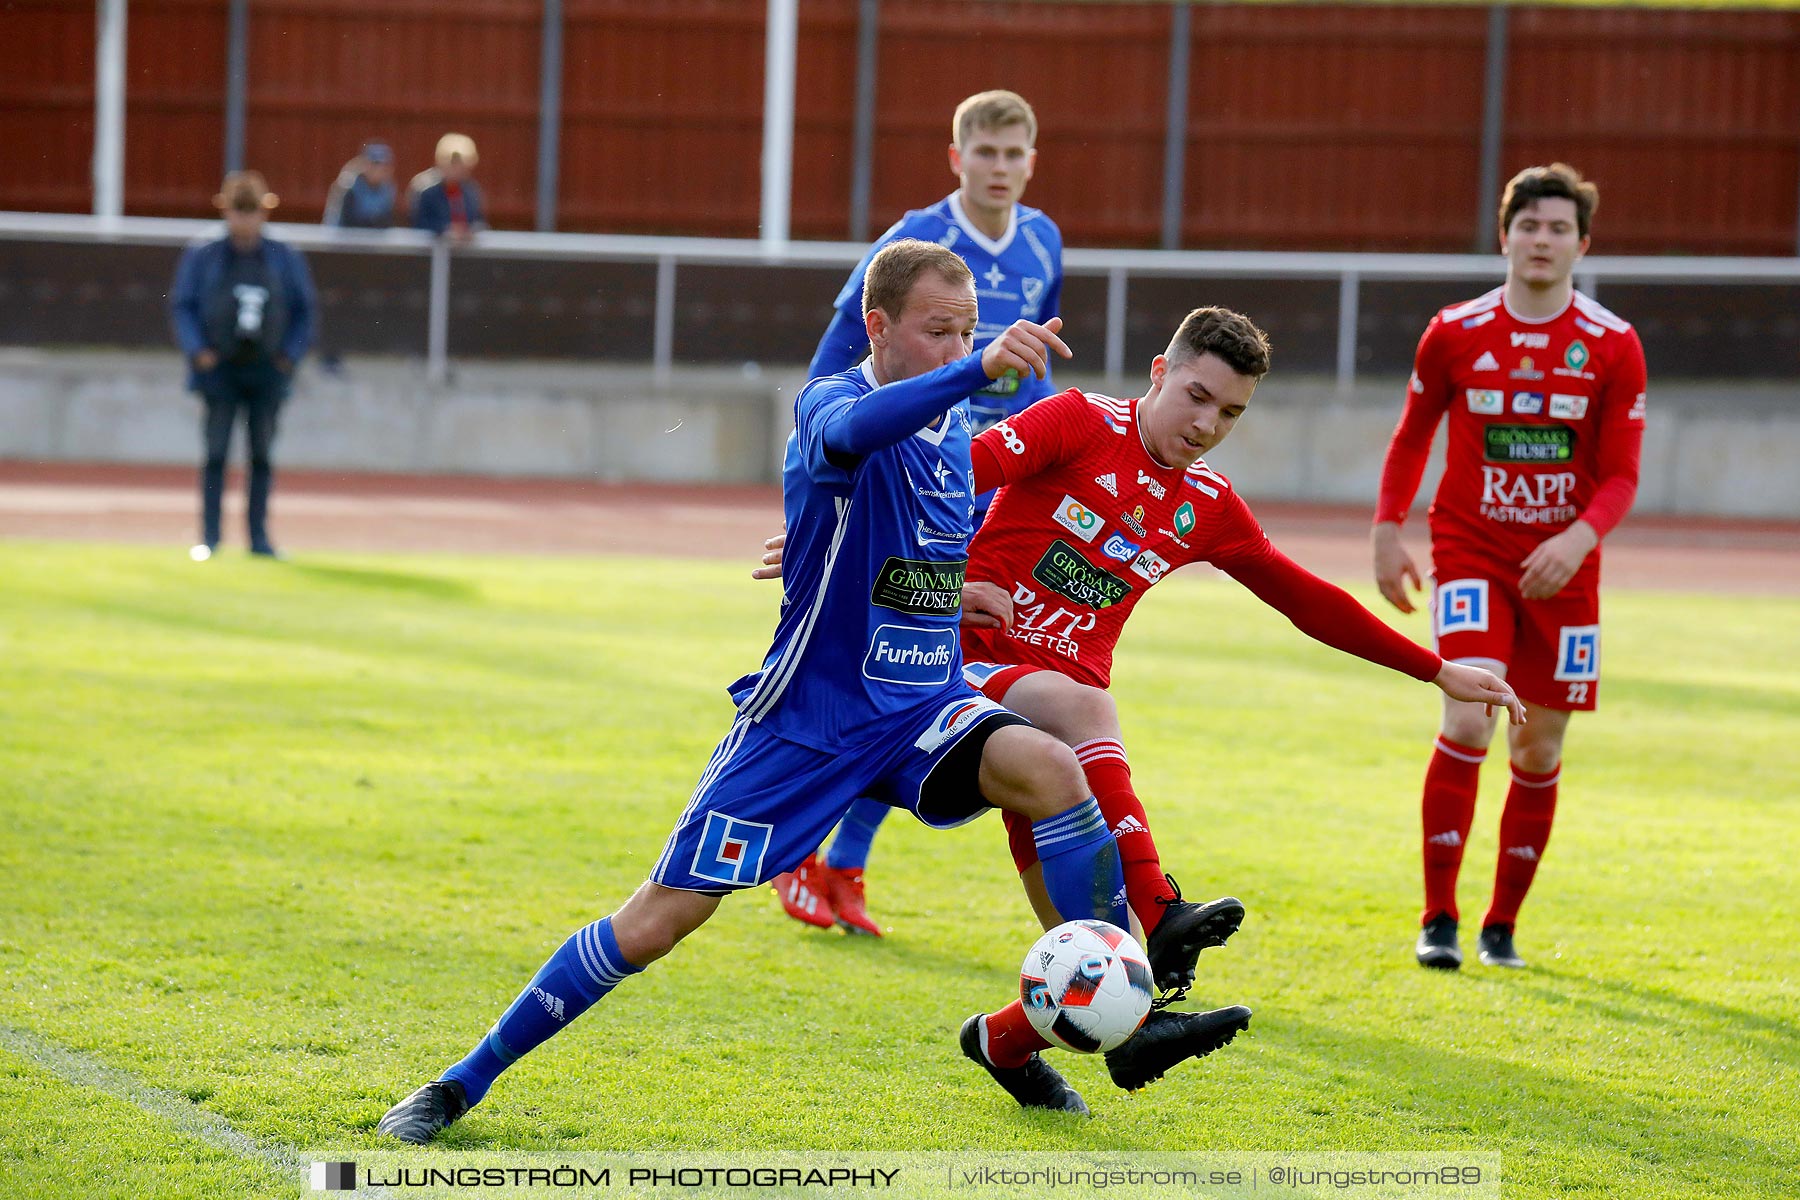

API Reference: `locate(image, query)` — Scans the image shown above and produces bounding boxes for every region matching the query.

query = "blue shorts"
[650,690,1021,894]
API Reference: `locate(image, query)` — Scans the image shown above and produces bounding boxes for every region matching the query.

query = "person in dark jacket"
[409,133,487,240]
[323,141,397,229]
[170,171,316,559]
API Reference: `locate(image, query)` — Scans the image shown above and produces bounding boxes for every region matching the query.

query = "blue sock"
[825,799,889,872]
[441,916,641,1107]
[1033,798,1127,926]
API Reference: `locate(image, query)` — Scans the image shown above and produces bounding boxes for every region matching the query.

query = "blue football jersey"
[730,361,980,753]
[826,194,1064,429]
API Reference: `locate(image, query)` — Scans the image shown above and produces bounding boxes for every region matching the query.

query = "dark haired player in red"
[1373,164,1647,973]
[765,307,1522,1111]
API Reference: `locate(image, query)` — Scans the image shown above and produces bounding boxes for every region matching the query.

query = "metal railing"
[5,211,1800,389]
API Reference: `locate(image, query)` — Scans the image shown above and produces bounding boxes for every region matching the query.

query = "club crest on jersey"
[1549,393,1589,420]
[1129,549,1170,584]
[1466,389,1504,415]
[1471,351,1500,373]
[1172,501,1196,538]
[1554,625,1601,682]
[1563,340,1591,372]
[691,812,773,886]
[1136,471,1167,500]
[1021,276,1046,316]
[1511,391,1544,415]
[1052,495,1104,543]
[1100,533,1140,563]
[1435,579,1490,636]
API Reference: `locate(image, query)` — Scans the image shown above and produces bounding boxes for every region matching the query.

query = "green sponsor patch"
[1564,339,1590,372]
[871,556,967,616]
[1484,424,1575,463]
[1031,539,1133,610]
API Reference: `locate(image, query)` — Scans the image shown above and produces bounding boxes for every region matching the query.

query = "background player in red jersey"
[764,307,1524,1107]
[1372,164,1648,972]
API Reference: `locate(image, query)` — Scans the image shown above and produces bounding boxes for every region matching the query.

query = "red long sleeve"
[971,437,1004,494]
[1221,541,1443,683]
[1375,321,1453,526]
[1577,327,1648,538]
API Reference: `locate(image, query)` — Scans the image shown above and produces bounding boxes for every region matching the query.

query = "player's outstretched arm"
[1434,661,1526,726]
[980,317,1071,382]
[1371,521,1423,614]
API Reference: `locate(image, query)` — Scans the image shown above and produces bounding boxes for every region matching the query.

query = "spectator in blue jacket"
[323,141,397,229]
[170,171,316,560]
[409,133,487,241]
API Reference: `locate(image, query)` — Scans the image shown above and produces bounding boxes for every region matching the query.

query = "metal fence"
[4,213,1800,389]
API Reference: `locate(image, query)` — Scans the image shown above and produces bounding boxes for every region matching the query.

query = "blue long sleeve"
[817,355,990,459]
[170,244,209,358]
[280,246,317,363]
[808,306,870,381]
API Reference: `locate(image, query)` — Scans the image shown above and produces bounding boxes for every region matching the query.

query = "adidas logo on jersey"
[1111,814,1149,838]
[532,986,566,1022]
[1505,845,1540,862]
[1094,473,1118,496]
[1427,831,1463,847]
[1472,351,1500,373]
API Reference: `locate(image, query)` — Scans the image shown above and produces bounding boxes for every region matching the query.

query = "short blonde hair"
[952,90,1037,149]
[863,239,975,320]
[435,133,479,168]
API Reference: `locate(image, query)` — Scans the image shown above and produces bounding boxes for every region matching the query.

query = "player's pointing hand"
[1433,661,1527,726]
[982,316,1072,382]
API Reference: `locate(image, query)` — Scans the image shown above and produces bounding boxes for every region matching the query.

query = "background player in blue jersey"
[784,90,1066,936]
[811,90,1063,434]
[377,241,1111,1141]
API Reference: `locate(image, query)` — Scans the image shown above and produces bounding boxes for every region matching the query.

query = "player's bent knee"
[978,727,1087,821]
[610,882,721,966]
[1059,683,1120,742]
[1440,702,1497,748]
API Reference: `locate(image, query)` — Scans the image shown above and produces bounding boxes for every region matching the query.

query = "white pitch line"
[0,1022,308,1186]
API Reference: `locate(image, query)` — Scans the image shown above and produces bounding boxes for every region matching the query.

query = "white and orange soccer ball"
[1019,919,1154,1053]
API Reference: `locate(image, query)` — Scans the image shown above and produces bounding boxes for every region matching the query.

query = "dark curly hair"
[1165,306,1272,379]
[1500,162,1599,238]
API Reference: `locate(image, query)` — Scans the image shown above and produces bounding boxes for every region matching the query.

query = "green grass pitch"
[1,541,1795,1198]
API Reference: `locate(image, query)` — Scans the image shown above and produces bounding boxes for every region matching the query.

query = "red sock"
[1001,809,1038,874]
[1073,738,1178,932]
[1421,735,1486,924]
[1483,761,1560,930]
[981,1001,1051,1068]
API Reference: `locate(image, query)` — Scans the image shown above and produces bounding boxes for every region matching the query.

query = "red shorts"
[959,660,1051,705]
[962,660,1069,874]
[1430,554,1600,712]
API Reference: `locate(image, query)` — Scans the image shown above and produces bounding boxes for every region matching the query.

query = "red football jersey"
[961,388,1271,689]
[1376,287,1648,583]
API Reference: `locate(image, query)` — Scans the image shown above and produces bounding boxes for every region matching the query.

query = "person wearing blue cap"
[323,141,397,229]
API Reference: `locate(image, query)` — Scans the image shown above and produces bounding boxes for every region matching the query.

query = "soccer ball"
[1019,919,1154,1053]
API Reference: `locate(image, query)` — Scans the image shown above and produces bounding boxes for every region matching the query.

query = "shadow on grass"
[284,562,479,602]
[1480,965,1800,1051]
[1256,1012,1793,1192]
